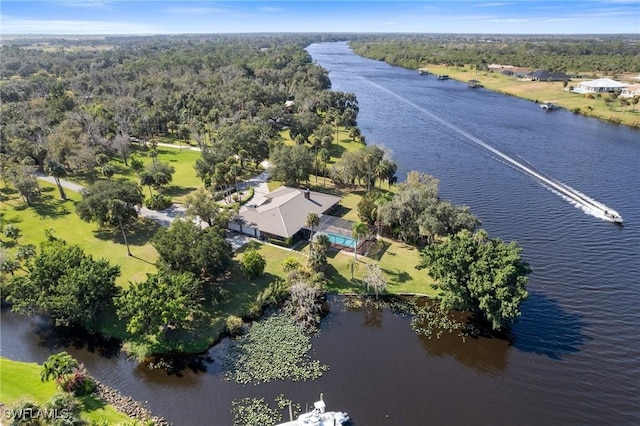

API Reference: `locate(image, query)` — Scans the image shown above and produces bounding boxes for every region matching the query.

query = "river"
[2,42,640,425]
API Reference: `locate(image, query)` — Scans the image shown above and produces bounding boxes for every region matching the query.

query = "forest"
[349,34,640,74]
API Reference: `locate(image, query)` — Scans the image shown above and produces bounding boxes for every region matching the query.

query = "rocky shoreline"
[94,380,171,425]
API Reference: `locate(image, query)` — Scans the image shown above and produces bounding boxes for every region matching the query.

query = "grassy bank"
[0,182,159,287]
[0,357,131,424]
[422,64,640,128]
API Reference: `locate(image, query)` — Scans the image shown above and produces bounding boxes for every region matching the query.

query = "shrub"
[144,194,172,210]
[57,364,96,396]
[281,256,301,272]
[46,392,82,425]
[241,249,266,278]
[226,315,246,336]
[7,400,43,424]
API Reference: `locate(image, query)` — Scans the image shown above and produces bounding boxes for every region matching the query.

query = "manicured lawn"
[424,64,640,127]
[0,182,158,287]
[67,144,204,203]
[130,145,203,202]
[318,237,438,297]
[0,357,131,424]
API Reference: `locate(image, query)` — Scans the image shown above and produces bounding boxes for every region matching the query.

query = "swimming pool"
[325,232,356,248]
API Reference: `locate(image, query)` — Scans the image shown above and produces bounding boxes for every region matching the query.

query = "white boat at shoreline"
[540,101,559,110]
[277,398,350,426]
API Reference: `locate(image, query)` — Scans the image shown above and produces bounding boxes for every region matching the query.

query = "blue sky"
[1,1,638,35]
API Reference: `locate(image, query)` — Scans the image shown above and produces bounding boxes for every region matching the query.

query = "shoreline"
[416,64,640,129]
[93,380,171,426]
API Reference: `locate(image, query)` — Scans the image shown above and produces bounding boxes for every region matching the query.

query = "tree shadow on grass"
[329,143,347,159]
[161,185,197,198]
[381,267,412,284]
[80,395,108,414]
[93,218,161,247]
[324,264,358,292]
[30,192,74,219]
[366,240,390,261]
[511,291,590,360]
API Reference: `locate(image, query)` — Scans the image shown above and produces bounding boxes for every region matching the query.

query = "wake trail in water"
[356,76,622,223]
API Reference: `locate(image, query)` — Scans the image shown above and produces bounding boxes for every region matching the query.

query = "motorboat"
[540,101,559,110]
[604,210,624,224]
[277,399,350,426]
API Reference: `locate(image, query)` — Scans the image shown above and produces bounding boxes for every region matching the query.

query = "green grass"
[319,237,438,297]
[209,241,306,336]
[0,357,131,424]
[68,145,204,203]
[0,182,158,287]
[424,64,640,128]
[122,240,306,357]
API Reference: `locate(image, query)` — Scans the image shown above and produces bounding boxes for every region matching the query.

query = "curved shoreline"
[93,380,171,425]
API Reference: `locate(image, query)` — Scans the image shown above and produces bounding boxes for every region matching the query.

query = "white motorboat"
[540,101,559,110]
[277,399,350,426]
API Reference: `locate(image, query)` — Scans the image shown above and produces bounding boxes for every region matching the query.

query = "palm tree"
[346,257,360,280]
[40,352,78,382]
[351,221,369,262]
[110,199,132,256]
[305,212,320,254]
[319,148,330,187]
[139,171,155,197]
[45,159,67,200]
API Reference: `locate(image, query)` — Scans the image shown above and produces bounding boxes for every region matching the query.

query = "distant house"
[619,84,640,98]
[573,78,629,94]
[528,70,572,82]
[487,64,530,77]
[284,100,295,112]
[228,186,341,243]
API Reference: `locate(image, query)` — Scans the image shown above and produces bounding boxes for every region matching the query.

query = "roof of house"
[577,78,629,89]
[235,186,341,238]
[620,84,640,97]
[529,70,571,80]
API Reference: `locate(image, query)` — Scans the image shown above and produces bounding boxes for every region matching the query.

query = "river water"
[2,42,639,425]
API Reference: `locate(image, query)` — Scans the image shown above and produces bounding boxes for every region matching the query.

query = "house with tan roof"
[228,186,341,243]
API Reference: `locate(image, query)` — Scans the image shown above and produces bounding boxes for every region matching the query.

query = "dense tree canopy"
[378,171,479,244]
[116,270,205,337]
[76,180,143,228]
[0,34,351,198]
[418,229,531,331]
[269,144,314,187]
[350,34,640,74]
[151,219,233,281]
[4,238,120,330]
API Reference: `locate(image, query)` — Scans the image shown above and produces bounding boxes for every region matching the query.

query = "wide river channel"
[2,42,640,425]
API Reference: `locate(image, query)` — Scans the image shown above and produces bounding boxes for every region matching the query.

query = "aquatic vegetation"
[222,313,328,385]
[231,395,302,426]
[231,397,281,426]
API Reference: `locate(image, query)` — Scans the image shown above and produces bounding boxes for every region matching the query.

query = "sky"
[1,1,638,35]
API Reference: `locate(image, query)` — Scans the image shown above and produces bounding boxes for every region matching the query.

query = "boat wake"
[357,76,623,224]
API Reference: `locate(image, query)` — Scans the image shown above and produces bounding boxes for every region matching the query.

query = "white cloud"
[0,17,163,34]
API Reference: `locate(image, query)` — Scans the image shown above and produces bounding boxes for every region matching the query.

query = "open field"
[68,145,203,204]
[424,64,640,128]
[0,357,131,424]
[0,182,158,287]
